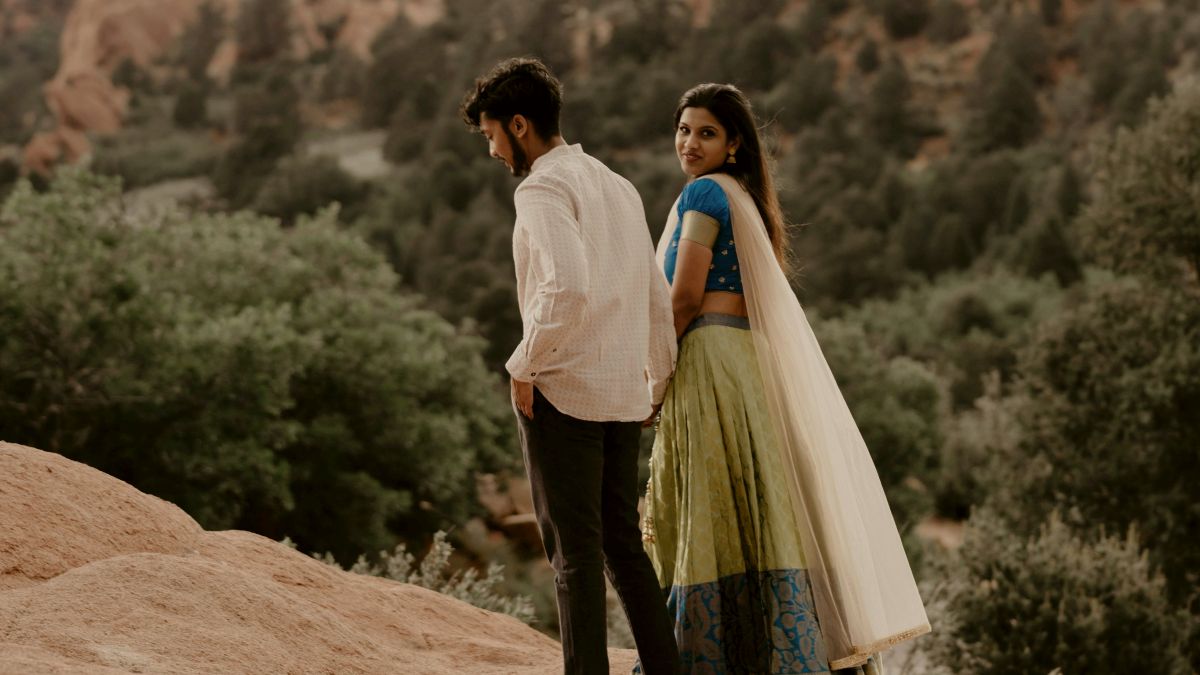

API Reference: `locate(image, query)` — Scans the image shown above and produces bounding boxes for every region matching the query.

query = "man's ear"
[510,114,529,139]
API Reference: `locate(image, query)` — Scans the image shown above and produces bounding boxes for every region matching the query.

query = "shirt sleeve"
[645,246,678,405]
[506,180,590,382]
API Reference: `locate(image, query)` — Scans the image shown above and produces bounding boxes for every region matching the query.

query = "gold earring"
[726,151,737,164]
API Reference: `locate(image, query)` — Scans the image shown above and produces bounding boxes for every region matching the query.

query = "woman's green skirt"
[638,316,880,675]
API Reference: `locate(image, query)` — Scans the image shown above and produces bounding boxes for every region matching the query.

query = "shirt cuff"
[505,348,538,382]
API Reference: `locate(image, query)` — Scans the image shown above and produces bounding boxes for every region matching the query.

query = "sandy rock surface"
[0,442,637,674]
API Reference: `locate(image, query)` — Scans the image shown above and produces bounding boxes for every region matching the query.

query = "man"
[460,58,679,675]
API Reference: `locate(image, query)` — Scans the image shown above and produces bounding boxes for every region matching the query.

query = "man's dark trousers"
[516,388,680,675]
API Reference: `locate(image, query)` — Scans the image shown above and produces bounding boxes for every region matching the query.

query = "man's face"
[479,113,530,177]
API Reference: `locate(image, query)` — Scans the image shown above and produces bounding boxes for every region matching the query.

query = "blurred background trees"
[0,171,515,562]
[2,0,1198,665]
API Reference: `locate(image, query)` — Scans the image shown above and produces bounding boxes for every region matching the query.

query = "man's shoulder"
[515,169,569,199]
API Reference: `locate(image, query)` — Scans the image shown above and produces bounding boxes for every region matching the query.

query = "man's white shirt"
[506,144,677,422]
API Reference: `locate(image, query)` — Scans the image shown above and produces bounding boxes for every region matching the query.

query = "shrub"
[766,56,840,130]
[1079,81,1200,282]
[318,49,367,102]
[0,18,60,144]
[927,0,970,43]
[844,270,1065,411]
[314,531,536,624]
[1040,0,1062,25]
[812,315,946,531]
[923,510,1193,675]
[962,53,1041,152]
[172,81,209,129]
[865,57,919,156]
[213,71,301,206]
[90,129,219,188]
[726,16,794,91]
[998,279,1200,599]
[178,1,225,80]
[236,0,291,64]
[881,0,931,39]
[856,39,881,74]
[252,155,369,225]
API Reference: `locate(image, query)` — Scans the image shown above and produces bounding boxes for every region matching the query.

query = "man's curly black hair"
[460,57,563,138]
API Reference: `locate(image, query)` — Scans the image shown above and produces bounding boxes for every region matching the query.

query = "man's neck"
[525,135,568,166]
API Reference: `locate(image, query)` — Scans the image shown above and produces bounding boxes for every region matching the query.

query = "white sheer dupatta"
[656,174,930,669]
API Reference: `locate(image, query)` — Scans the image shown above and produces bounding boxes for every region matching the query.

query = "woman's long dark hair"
[674,83,790,271]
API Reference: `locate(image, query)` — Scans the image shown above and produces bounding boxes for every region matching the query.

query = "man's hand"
[511,377,534,419]
[642,403,662,428]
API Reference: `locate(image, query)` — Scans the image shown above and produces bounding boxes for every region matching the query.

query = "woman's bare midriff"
[698,290,747,317]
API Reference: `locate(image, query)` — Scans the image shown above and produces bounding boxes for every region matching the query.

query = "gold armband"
[680,211,720,248]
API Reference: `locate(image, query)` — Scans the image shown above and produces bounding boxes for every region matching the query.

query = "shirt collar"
[530,143,582,173]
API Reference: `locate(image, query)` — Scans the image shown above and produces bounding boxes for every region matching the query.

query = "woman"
[638,84,929,674]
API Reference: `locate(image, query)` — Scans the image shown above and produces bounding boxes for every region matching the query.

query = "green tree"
[252,155,369,225]
[0,17,61,144]
[881,0,931,39]
[766,55,839,131]
[179,0,225,81]
[172,80,209,129]
[924,510,1194,674]
[813,316,946,531]
[0,170,516,562]
[962,53,1041,152]
[1079,82,1200,282]
[1040,0,1062,25]
[236,0,291,64]
[996,279,1200,600]
[865,57,919,156]
[213,68,302,206]
[927,0,970,44]
[855,38,881,74]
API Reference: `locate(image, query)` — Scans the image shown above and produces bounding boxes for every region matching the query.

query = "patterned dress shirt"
[506,144,677,422]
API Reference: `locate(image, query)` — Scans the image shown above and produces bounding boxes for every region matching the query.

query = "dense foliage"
[0,171,516,562]
[923,510,1194,674]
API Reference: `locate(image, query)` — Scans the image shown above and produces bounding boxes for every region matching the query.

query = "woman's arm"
[670,212,717,338]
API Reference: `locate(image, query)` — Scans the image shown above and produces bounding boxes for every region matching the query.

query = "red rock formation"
[23,0,445,174]
[0,442,637,673]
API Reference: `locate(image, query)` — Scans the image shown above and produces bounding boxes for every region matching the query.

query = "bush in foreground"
[922,510,1193,675]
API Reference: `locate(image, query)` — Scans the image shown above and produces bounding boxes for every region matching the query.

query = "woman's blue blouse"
[664,177,743,294]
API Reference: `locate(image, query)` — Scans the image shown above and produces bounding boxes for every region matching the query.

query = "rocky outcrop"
[22,0,445,173]
[0,442,637,674]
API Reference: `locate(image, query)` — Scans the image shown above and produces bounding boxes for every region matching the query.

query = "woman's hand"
[642,403,662,428]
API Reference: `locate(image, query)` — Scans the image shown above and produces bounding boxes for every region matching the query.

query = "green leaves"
[924,511,1194,674]
[1080,81,1200,282]
[0,170,516,562]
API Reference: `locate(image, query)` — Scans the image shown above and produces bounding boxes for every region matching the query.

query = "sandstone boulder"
[0,443,637,674]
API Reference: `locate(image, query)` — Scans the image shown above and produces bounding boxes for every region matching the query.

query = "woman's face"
[676,106,738,179]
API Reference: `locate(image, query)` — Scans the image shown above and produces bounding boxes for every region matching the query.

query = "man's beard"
[504,126,531,177]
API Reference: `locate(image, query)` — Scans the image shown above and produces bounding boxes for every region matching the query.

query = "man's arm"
[506,180,590,384]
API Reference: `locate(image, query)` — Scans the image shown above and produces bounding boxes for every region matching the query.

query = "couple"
[460,58,929,675]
